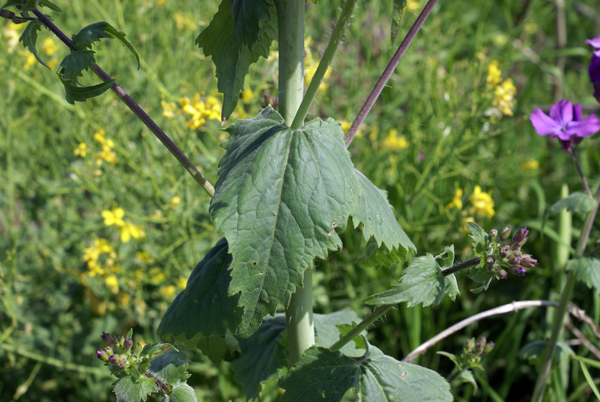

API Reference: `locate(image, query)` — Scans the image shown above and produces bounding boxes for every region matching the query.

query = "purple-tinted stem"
[569,149,592,197]
[344,0,439,147]
[32,9,215,197]
[441,257,481,276]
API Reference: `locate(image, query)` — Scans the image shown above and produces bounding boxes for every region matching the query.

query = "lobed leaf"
[278,345,452,402]
[231,0,273,47]
[466,222,487,256]
[210,107,360,337]
[57,50,96,82]
[167,383,197,402]
[148,349,191,385]
[58,76,114,104]
[357,238,408,268]
[19,19,48,69]
[113,375,157,402]
[196,0,277,120]
[566,257,600,294]
[72,21,140,69]
[547,191,596,217]
[391,0,407,45]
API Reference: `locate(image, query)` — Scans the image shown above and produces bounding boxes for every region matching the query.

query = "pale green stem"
[532,184,600,401]
[291,0,358,130]
[556,184,571,287]
[330,305,394,352]
[277,0,314,366]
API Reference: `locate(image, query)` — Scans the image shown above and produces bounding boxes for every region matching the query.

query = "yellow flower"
[176,276,187,290]
[4,23,21,53]
[174,12,196,31]
[469,186,495,218]
[73,143,88,157]
[461,216,476,231]
[521,160,539,171]
[41,37,59,56]
[95,145,117,165]
[102,207,125,227]
[382,128,409,151]
[407,0,421,12]
[93,128,106,144]
[136,251,154,264]
[105,274,119,294]
[83,238,114,270]
[22,51,37,70]
[493,79,516,116]
[156,0,165,6]
[150,272,166,284]
[486,61,502,87]
[159,285,176,299]
[118,292,131,306]
[161,100,178,119]
[120,221,145,243]
[47,59,59,70]
[242,88,254,104]
[447,188,463,210]
[170,196,181,206]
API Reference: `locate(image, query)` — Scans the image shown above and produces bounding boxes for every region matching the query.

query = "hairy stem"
[441,257,481,276]
[277,0,314,366]
[532,184,600,401]
[32,9,215,197]
[344,0,439,147]
[330,305,394,352]
[291,0,358,130]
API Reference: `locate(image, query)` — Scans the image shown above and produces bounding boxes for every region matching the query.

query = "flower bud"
[484,342,495,354]
[124,338,133,353]
[512,228,529,248]
[521,254,537,268]
[509,265,526,276]
[101,332,114,347]
[105,346,113,356]
[498,269,507,279]
[133,343,143,356]
[500,227,511,241]
[118,363,125,369]
[108,354,116,363]
[486,256,495,266]
[96,349,109,362]
[489,229,498,241]
[499,245,510,258]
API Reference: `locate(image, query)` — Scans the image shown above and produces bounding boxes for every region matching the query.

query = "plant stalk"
[32,9,215,197]
[291,0,358,130]
[330,305,394,352]
[277,0,314,366]
[532,184,600,401]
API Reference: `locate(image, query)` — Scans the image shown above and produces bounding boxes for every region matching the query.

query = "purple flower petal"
[590,55,600,83]
[566,114,600,138]
[530,109,560,136]
[551,99,573,126]
[573,103,582,121]
[586,36,600,50]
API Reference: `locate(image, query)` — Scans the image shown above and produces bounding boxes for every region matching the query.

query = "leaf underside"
[566,257,600,294]
[548,191,596,217]
[279,345,452,402]
[20,19,48,69]
[196,0,277,121]
[71,21,140,69]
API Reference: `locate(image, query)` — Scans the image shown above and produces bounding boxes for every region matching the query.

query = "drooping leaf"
[547,191,596,217]
[314,309,366,358]
[149,349,191,385]
[437,351,461,369]
[357,238,408,268]
[196,0,277,120]
[364,249,459,307]
[454,369,478,392]
[57,50,96,82]
[19,19,48,69]
[566,257,600,293]
[278,345,452,402]
[72,21,140,69]
[158,238,243,360]
[58,76,114,104]
[391,0,407,45]
[167,383,197,402]
[231,0,273,47]
[38,0,61,11]
[210,107,360,337]
[113,375,157,402]
[231,315,287,401]
[353,170,415,254]
[140,343,177,359]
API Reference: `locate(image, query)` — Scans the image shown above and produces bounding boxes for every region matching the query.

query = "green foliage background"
[0,0,599,400]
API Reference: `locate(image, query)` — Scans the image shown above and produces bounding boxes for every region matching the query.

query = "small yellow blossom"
[469,186,495,218]
[47,59,59,70]
[156,0,165,6]
[407,0,421,12]
[242,88,254,104]
[93,128,106,144]
[118,292,131,306]
[174,12,196,31]
[486,61,502,87]
[74,143,88,157]
[95,145,117,165]
[22,51,37,70]
[493,79,516,116]
[120,221,145,243]
[521,160,539,171]
[136,251,154,264]
[150,272,166,284]
[105,274,119,294]
[102,207,125,227]
[176,276,187,290]
[382,128,409,151]
[159,285,176,299]
[447,188,463,210]
[461,216,476,231]
[161,100,178,119]
[170,196,181,206]
[181,93,221,129]
[41,37,59,56]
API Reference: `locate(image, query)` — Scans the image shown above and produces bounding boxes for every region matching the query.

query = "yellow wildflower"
[170,196,181,206]
[159,285,176,299]
[40,37,59,56]
[447,188,463,210]
[74,143,88,157]
[47,59,59,70]
[407,0,420,12]
[469,186,495,218]
[174,12,196,31]
[102,207,125,227]
[161,100,178,119]
[120,221,145,243]
[176,276,187,290]
[4,23,22,53]
[93,128,106,144]
[242,88,254,104]
[150,272,166,284]
[95,145,117,165]
[136,251,154,264]
[382,128,409,151]
[521,160,539,171]
[105,274,119,294]
[156,0,165,6]
[118,292,131,306]
[486,61,502,87]
[493,79,516,116]
[22,51,37,70]
[461,216,476,231]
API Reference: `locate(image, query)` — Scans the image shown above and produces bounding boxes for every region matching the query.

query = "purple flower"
[530,100,600,151]
[587,36,600,103]
[586,36,600,57]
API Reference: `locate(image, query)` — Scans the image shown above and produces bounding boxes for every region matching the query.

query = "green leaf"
[231,315,287,401]
[210,108,360,337]
[353,170,415,254]
[279,345,452,402]
[357,238,408,268]
[391,0,407,45]
[193,332,239,363]
[437,351,461,369]
[364,250,459,307]
[579,358,600,401]
[454,369,477,392]
[140,343,177,359]
[566,257,600,294]
[1,0,35,11]
[313,309,366,358]
[548,191,596,217]
[58,76,114,104]
[39,0,61,11]
[57,50,96,82]
[196,0,277,120]
[149,349,191,385]
[113,375,157,402]
[72,21,140,69]
[158,238,243,360]
[167,383,197,402]
[19,19,48,69]
[466,222,488,256]
[231,0,273,47]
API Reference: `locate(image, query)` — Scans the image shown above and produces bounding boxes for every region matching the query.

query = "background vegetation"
[1,0,599,400]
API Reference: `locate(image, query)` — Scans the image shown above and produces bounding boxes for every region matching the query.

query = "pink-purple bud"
[108,355,116,363]
[118,363,125,369]
[105,346,113,356]
[124,338,133,352]
[512,228,529,248]
[96,349,109,362]
[499,269,507,279]
[489,229,498,241]
[509,266,527,276]
[500,227,511,241]
[521,254,537,268]
[101,332,114,347]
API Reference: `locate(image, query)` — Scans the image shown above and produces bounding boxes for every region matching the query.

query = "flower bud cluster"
[463,337,494,365]
[95,331,144,371]
[483,227,537,279]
